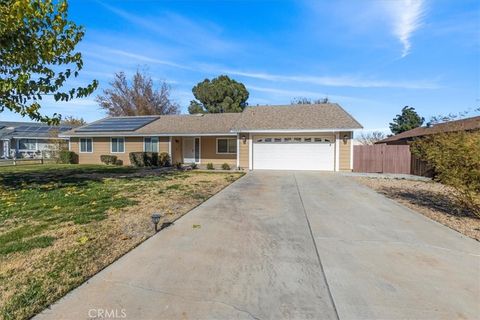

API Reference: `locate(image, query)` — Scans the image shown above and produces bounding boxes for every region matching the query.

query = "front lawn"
[0,165,243,320]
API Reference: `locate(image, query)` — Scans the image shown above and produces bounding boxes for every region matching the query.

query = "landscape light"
[151,213,162,232]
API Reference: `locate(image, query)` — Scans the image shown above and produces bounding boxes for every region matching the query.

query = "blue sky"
[1,0,479,132]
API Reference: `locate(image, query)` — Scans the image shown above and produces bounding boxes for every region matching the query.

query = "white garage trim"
[350,133,354,170]
[335,132,340,172]
[232,128,359,133]
[248,134,253,170]
[236,134,240,168]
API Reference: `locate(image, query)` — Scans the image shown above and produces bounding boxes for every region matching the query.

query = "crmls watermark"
[88,308,127,319]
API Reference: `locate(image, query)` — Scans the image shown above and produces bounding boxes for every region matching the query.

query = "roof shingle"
[232,103,362,131]
[378,116,480,143]
[62,103,362,136]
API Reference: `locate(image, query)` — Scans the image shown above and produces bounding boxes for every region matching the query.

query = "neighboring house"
[61,103,362,171]
[0,121,72,159]
[377,116,480,145]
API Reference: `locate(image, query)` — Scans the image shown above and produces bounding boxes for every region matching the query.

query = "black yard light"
[151,213,162,232]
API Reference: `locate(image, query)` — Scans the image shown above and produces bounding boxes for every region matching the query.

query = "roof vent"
[193,113,204,117]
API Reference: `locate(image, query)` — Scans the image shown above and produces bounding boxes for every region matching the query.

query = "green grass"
[0,165,138,251]
[0,164,243,320]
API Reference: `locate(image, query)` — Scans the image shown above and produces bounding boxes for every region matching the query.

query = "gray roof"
[62,103,362,136]
[232,104,362,131]
[0,121,71,139]
[137,113,241,134]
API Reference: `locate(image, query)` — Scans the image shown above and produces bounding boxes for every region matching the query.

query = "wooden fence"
[0,158,50,167]
[353,144,413,174]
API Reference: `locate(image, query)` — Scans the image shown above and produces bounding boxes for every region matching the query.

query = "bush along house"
[0,121,72,159]
[60,103,363,171]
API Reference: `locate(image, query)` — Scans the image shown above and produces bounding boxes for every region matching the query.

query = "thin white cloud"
[107,49,192,70]
[382,0,426,57]
[227,70,440,89]
[101,3,238,54]
[248,85,375,104]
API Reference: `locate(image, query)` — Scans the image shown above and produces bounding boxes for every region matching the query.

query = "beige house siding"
[159,137,169,153]
[70,136,169,165]
[238,133,249,169]
[339,131,352,170]
[200,136,236,166]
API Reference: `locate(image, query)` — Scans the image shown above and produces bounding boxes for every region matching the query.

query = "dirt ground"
[0,166,243,320]
[353,177,480,241]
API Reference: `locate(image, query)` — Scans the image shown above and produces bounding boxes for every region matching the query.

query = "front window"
[18,139,36,151]
[144,137,158,152]
[80,138,93,153]
[111,137,125,153]
[217,138,237,154]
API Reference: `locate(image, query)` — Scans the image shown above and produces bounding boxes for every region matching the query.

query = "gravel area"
[353,177,480,241]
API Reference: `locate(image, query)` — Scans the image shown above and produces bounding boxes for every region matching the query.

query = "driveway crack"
[293,173,340,320]
[103,279,262,320]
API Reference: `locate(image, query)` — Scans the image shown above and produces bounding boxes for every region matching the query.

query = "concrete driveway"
[37,171,479,320]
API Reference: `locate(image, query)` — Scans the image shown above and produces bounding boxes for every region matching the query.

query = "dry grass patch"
[0,165,243,320]
[354,177,480,241]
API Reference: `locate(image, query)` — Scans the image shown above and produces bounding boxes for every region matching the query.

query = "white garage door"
[253,136,335,171]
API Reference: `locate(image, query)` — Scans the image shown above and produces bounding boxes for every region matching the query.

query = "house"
[61,103,363,171]
[0,121,72,159]
[377,116,480,145]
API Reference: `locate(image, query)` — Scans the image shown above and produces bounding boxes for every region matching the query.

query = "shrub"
[129,152,159,167]
[100,155,117,165]
[175,162,183,169]
[206,163,214,170]
[411,131,480,217]
[221,163,230,170]
[115,159,123,166]
[190,163,198,169]
[57,150,77,164]
[159,152,171,167]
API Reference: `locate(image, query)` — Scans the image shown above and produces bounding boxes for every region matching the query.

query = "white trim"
[17,138,38,152]
[143,137,159,153]
[182,137,201,164]
[215,137,237,155]
[236,134,240,168]
[11,136,69,140]
[248,134,253,170]
[68,139,71,151]
[350,132,354,170]
[197,137,201,164]
[335,132,340,172]
[79,137,93,153]
[60,133,237,138]
[110,137,125,153]
[231,128,360,133]
[168,136,172,157]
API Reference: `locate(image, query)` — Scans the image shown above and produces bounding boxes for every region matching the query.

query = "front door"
[183,137,200,163]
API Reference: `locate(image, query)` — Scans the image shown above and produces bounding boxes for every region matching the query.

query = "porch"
[171,135,237,168]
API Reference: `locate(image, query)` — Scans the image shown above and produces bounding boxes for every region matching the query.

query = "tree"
[96,70,180,116]
[291,97,330,104]
[427,107,480,126]
[188,75,249,114]
[0,0,98,124]
[357,131,386,145]
[61,116,86,127]
[389,106,424,135]
[411,131,480,217]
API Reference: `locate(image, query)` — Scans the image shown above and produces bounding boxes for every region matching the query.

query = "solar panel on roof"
[14,125,72,133]
[76,116,159,132]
